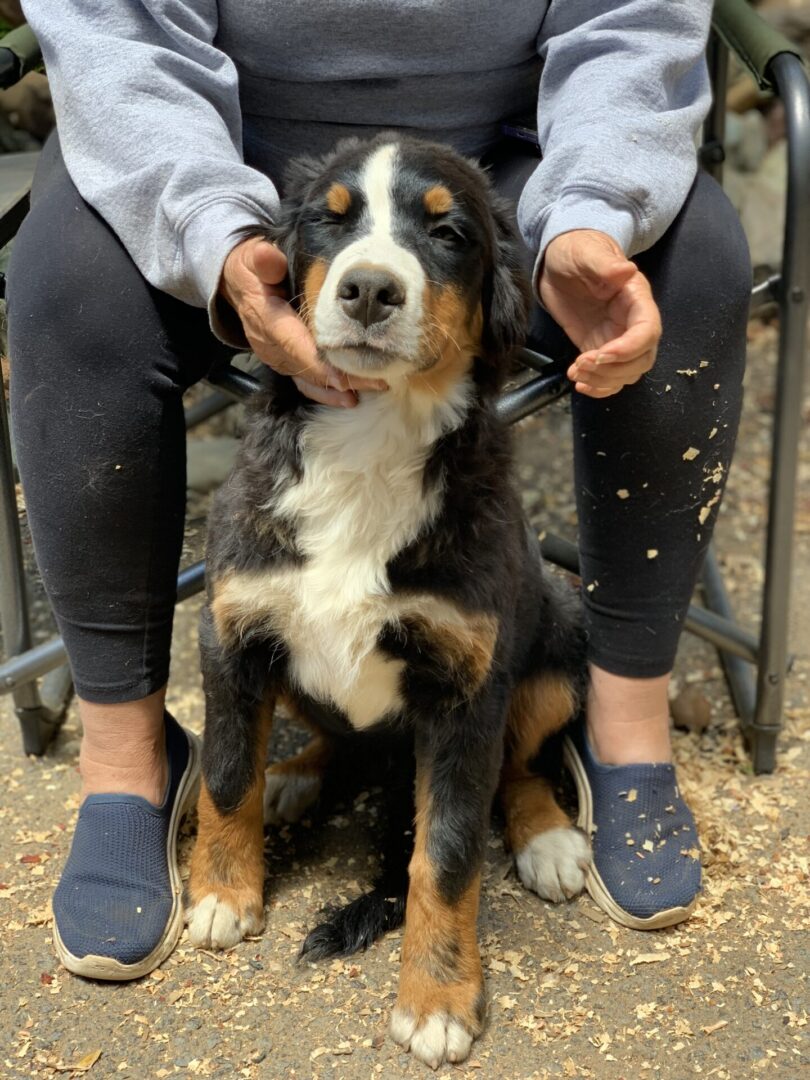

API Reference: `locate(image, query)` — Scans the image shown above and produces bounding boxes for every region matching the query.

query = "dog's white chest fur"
[259,385,469,728]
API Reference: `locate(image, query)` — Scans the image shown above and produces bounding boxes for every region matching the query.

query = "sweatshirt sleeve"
[23,1,280,335]
[518,0,713,268]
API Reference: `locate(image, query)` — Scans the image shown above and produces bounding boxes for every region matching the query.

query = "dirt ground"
[0,318,808,1080]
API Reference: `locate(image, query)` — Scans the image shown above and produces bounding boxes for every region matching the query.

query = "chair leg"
[0,373,70,755]
[750,55,810,774]
[700,547,756,719]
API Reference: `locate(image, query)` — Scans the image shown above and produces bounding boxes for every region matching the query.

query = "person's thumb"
[580,242,636,299]
[250,238,288,287]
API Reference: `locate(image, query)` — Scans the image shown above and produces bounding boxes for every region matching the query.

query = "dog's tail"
[299,878,408,960]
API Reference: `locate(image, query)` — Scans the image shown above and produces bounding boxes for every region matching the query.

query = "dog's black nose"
[337,268,405,327]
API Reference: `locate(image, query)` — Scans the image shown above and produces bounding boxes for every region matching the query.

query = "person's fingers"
[573,351,655,382]
[260,339,386,395]
[568,350,656,391]
[255,347,351,391]
[595,325,659,366]
[250,238,289,287]
[293,376,358,408]
[260,295,349,387]
[342,371,390,393]
[573,381,619,399]
[600,287,662,357]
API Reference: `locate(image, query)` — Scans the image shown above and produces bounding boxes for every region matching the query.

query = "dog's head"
[270,134,531,392]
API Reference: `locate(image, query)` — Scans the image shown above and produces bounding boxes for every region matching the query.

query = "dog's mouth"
[315,335,420,381]
[319,340,393,366]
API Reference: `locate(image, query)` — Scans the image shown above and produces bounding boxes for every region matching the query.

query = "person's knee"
[8,193,158,380]
[697,172,751,305]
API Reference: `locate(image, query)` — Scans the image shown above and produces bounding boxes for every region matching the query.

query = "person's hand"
[539,229,662,399]
[219,236,386,407]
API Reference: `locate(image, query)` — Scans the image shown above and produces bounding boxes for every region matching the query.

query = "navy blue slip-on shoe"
[563,720,701,930]
[52,712,200,980]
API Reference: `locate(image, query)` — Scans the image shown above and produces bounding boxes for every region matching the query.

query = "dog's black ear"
[281,154,330,203]
[481,197,532,363]
[265,209,296,273]
[264,155,327,280]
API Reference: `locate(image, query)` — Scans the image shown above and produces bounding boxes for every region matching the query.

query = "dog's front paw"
[186,891,264,949]
[263,768,322,825]
[391,1007,478,1069]
[391,963,485,1069]
[516,825,591,902]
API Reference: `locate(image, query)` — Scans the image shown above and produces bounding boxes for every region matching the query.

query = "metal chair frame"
[0,11,807,772]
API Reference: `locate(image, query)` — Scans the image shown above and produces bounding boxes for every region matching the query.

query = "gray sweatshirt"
[24,1,713,326]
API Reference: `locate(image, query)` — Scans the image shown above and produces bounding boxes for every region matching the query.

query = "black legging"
[7,134,751,703]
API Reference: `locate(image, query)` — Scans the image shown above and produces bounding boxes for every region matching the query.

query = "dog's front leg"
[391,687,506,1068]
[187,611,273,950]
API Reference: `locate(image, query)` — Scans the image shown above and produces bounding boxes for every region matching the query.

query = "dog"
[186,133,591,1069]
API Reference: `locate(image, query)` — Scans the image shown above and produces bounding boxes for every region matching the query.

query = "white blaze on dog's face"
[277,135,527,387]
[313,144,426,379]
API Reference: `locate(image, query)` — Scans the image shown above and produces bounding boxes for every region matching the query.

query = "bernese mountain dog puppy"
[187,134,590,1069]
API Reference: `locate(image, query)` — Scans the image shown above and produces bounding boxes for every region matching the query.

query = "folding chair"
[0,1,807,772]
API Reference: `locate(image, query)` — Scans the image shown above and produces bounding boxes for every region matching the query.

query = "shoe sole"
[53,728,202,981]
[563,735,697,931]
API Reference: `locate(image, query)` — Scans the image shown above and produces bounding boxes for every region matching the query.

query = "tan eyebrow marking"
[423,184,454,215]
[325,182,352,215]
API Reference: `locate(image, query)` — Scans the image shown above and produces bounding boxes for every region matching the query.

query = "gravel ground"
[0,319,808,1080]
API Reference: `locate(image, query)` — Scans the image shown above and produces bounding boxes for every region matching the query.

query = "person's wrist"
[544,229,624,268]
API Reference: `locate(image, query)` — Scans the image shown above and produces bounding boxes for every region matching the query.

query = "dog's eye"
[429,224,464,245]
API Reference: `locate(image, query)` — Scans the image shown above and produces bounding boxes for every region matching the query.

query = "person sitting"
[8,0,750,977]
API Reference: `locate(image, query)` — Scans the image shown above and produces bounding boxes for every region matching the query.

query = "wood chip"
[682,447,700,461]
[54,1050,102,1073]
[702,1020,729,1035]
[630,952,669,966]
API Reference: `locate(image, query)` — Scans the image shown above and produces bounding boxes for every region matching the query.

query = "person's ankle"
[79,735,168,806]
[586,664,672,766]
[77,690,169,807]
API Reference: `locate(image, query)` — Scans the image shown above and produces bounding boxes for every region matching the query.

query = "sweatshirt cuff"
[179,195,278,347]
[528,190,640,299]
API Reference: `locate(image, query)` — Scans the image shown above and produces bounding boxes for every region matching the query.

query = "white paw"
[263,770,322,825]
[390,1008,474,1068]
[186,893,263,950]
[516,826,591,903]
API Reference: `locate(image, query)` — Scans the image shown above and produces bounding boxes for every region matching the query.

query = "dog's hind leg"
[501,674,591,903]
[187,610,274,950]
[263,705,334,825]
